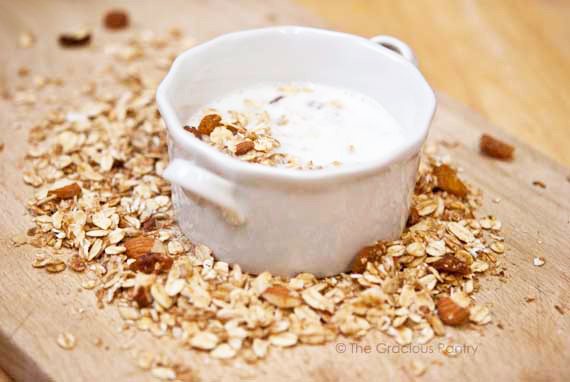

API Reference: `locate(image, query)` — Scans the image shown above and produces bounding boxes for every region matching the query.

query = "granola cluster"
[185,84,349,170]
[13,27,506,379]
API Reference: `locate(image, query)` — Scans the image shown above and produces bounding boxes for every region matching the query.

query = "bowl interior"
[157,26,435,181]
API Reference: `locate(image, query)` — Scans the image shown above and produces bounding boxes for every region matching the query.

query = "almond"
[48,183,81,199]
[235,141,255,156]
[104,9,129,30]
[124,236,164,258]
[432,254,470,275]
[480,134,514,160]
[261,286,302,308]
[436,297,469,326]
[197,114,222,136]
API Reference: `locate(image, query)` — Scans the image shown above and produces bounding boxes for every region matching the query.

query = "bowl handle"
[370,35,418,67]
[163,158,244,223]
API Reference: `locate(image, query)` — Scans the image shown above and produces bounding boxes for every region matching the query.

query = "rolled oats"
[18,28,508,371]
[57,332,76,350]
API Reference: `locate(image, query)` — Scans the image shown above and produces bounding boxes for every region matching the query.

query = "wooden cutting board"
[1,1,569,381]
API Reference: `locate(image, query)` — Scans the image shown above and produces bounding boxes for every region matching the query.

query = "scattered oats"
[471,260,489,273]
[93,212,112,230]
[137,351,154,370]
[151,283,173,309]
[387,244,406,257]
[252,271,272,295]
[18,32,35,48]
[105,245,126,255]
[406,242,425,257]
[533,257,545,267]
[86,230,109,238]
[108,229,125,244]
[490,241,505,254]
[269,332,298,347]
[118,306,140,320]
[211,343,237,359]
[19,29,506,368]
[151,367,176,381]
[469,304,492,325]
[426,240,446,257]
[190,331,219,350]
[57,332,76,350]
[252,338,270,358]
[410,359,427,377]
[301,285,334,312]
[167,240,184,255]
[448,222,475,243]
[164,278,185,296]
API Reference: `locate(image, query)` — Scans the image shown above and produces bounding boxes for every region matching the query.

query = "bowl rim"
[156,26,436,184]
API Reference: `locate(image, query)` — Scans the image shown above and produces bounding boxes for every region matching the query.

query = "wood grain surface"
[297,0,570,166]
[1,1,569,381]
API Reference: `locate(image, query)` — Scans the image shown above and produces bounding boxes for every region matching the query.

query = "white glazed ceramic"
[156,26,436,277]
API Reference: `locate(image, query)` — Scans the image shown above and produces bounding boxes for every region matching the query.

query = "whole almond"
[124,236,165,258]
[432,254,470,275]
[235,141,255,156]
[437,297,469,326]
[48,183,81,199]
[480,134,514,160]
[104,9,129,30]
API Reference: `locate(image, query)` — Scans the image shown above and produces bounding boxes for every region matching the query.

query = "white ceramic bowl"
[157,26,436,277]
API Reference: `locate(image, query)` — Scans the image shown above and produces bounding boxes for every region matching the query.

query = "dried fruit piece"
[480,134,514,160]
[131,285,152,308]
[58,29,91,47]
[351,246,375,273]
[261,286,302,308]
[197,114,222,136]
[142,217,157,232]
[433,164,468,197]
[235,141,255,156]
[130,253,173,274]
[436,297,469,326]
[48,183,81,199]
[104,9,129,30]
[432,254,470,275]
